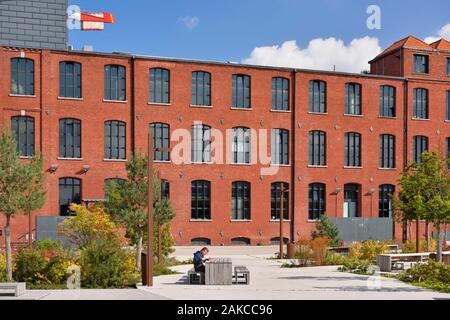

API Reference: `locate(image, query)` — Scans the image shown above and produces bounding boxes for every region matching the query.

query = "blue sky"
[68,0,450,70]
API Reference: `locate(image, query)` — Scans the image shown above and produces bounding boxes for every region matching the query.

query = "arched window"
[11,116,35,157]
[412,135,428,165]
[104,64,126,101]
[192,71,211,106]
[191,180,211,220]
[150,123,170,161]
[59,118,81,159]
[309,183,326,220]
[104,120,126,160]
[271,129,289,165]
[272,77,289,111]
[344,184,360,218]
[150,68,170,104]
[232,181,251,220]
[59,178,81,216]
[59,61,82,98]
[232,127,250,164]
[309,131,326,166]
[11,58,34,95]
[379,184,395,218]
[309,80,326,113]
[379,134,395,169]
[345,132,362,167]
[192,124,211,163]
[271,182,289,220]
[413,88,428,119]
[345,83,362,115]
[232,74,251,108]
[380,85,396,117]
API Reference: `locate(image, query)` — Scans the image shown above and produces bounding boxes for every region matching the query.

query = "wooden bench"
[377,253,431,272]
[0,282,26,297]
[188,268,204,285]
[233,266,250,285]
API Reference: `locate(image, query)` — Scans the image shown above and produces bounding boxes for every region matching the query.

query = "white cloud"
[242,37,382,73]
[424,23,450,43]
[180,16,199,30]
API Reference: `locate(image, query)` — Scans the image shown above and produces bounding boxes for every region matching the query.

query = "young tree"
[103,152,176,269]
[0,128,46,281]
[396,152,450,260]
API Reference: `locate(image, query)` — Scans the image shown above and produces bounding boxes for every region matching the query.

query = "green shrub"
[153,263,179,276]
[13,249,47,283]
[349,241,389,261]
[34,239,64,252]
[338,258,372,275]
[311,215,341,246]
[324,253,347,266]
[0,252,6,282]
[80,238,138,288]
[398,260,450,284]
[402,240,437,253]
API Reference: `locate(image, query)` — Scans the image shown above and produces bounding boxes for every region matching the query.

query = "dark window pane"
[413,136,428,165]
[308,183,325,220]
[11,116,34,157]
[232,127,251,164]
[414,55,429,74]
[272,77,290,111]
[271,182,289,220]
[344,184,360,218]
[104,121,126,160]
[345,83,362,115]
[309,80,326,113]
[232,181,251,220]
[232,75,251,108]
[379,134,395,169]
[191,180,211,220]
[59,178,81,216]
[11,58,34,95]
[150,68,170,104]
[345,132,361,167]
[59,119,81,158]
[379,184,395,218]
[192,124,211,163]
[413,88,428,119]
[104,65,126,101]
[271,129,289,165]
[309,131,326,166]
[150,123,170,161]
[192,71,211,106]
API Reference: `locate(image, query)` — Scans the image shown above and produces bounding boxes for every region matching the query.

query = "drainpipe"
[131,55,136,154]
[290,70,296,243]
[402,78,409,243]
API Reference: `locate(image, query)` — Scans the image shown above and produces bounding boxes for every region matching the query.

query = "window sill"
[153,160,171,164]
[191,162,213,165]
[344,114,364,117]
[271,164,291,167]
[103,159,128,162]
[412,72,430,76]
[230,220,252,223]
[270,219,291,223]
[9,94,36,98]
[58,97,83,101]
[58,157,83,161]
[445,120,450,123]
[270,109,291,113]
[344,166,363,169]
[190,219,212,222]
[19,156,34,159]
[378,116,397,120]
[148,102,172,106]
[308,165,328,168]
[307,112,328,115]
[103,99,128,104]
[190,104,213,109]
[230,107,253,111]
[378,167,397,171]
[411,117,430,121]
[231,163,252,166]
[307,220,320,223]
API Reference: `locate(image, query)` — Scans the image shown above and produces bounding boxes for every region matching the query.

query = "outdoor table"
[376,253,431,272]
[205,258,232,285]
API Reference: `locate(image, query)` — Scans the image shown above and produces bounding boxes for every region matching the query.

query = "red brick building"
[0,36,449,246]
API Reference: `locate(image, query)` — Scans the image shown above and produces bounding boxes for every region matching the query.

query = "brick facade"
[0,36,449,246]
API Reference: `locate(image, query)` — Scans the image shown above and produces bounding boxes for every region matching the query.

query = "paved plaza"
[1,246,450,300]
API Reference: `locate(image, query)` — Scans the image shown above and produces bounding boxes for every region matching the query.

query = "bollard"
[141,252,147,285]
[287,242,296,259]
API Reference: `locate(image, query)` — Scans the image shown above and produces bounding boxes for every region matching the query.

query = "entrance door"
[344,184,360,218]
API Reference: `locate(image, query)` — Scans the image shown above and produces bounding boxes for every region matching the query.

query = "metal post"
[28,211,32,248]
[147,132,154,287]
[157,171,162,264]
[279,189,284,259]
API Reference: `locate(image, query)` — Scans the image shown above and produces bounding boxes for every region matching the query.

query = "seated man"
[193,247,209,273]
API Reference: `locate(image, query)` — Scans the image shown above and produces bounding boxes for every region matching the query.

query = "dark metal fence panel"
[328,218,393,242]
[36,216,71,246]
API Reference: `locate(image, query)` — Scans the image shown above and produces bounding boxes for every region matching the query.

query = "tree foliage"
[311,215,341,247]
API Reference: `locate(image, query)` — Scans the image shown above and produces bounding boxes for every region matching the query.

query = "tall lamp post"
[279,186,289,259]
[146,132,171,287]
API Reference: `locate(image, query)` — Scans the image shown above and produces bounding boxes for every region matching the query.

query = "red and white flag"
[68,11,115,31]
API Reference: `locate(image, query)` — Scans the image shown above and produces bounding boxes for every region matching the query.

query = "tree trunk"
[5,216,13,282]
[135,233,143,271]
[436,224,443,262]
[416,217,420,253]
[28,210,32,248]
[425,221,429,252]
[157,222,162,264]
